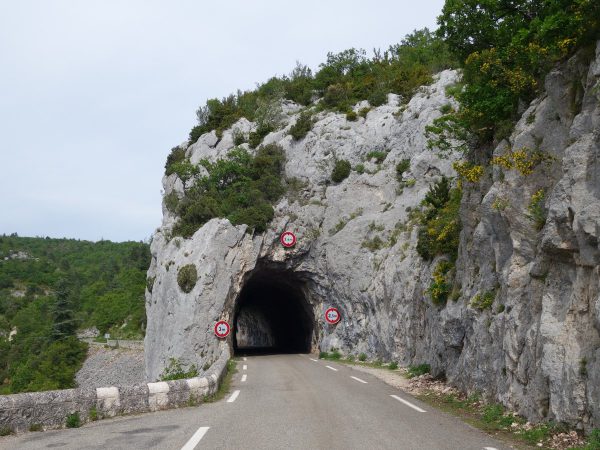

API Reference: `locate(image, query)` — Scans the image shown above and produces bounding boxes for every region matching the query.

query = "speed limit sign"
[325,307,340,324]
[280,231,297,248]
[214,320,230,338]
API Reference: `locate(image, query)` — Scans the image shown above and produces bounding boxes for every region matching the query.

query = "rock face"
[452,43,600,430]
[235,306,275,349]
[146,42,600,429]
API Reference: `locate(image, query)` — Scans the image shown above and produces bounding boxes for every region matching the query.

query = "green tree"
[51,279,77,341]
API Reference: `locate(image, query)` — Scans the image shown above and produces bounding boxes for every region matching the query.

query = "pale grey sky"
[0,0,445,242]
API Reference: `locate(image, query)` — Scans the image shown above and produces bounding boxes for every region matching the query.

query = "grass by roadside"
[417,390,574,450]
[316,352,599,450]
[318,351,396,369]
[202,359,237,403]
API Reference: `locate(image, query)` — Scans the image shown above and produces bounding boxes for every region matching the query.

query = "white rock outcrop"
[146,42,600,430]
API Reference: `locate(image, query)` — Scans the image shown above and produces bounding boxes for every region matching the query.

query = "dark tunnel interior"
[233,269,314,355]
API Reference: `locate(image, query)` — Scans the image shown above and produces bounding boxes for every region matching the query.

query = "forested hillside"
[0,235,149,393]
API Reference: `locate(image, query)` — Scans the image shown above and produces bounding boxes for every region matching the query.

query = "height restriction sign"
[325,307,340,324]
[214,320,230,338]
[280,231,297,248]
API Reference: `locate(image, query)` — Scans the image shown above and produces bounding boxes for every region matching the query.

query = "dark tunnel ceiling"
[233,270,313,354]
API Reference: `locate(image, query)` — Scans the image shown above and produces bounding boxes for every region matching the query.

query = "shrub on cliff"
[368,90,387,107]
[289,111,314,140]
[165,147,186,176]
[173,144,285,237]
[417,177,461,261]
[331,160,351,183]
[396,159,411,181]
[429,0,600,149]
[177,264,197,293]
[345,110,358,121]
[248,124,273,149]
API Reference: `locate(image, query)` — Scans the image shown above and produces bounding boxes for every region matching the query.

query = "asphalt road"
[0,354,510,450]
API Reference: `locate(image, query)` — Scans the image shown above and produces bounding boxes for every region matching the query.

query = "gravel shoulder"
[343,363,413,390]
[76,345,146,389]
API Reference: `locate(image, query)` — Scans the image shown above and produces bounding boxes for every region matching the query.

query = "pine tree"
[51,279,77,340]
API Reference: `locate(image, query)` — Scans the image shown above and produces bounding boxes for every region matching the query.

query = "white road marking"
[309,358,318,362]
[241,374,247,382]
[227,390,240,403]
[180,426,210,450]
[483,447,498,450]
[243,357,247,361]
[325,365,338,371]
[243,364,247,370]
[391,395,426,413]
[350,376,367,384]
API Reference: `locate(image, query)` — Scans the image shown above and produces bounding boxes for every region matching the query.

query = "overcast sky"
[0,0,445,242]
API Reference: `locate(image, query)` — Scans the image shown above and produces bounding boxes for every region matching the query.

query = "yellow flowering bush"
[453,161,484,183]
[492,147,553,176]
[427,260,454,305]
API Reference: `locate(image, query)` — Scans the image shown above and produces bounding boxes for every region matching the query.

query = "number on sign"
[325,307,340,324]
[280,231,297,248]
[214,320,230,338]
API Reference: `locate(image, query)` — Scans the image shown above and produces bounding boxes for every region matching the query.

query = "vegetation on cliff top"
[187,28,456,143]
[0,235,149,393]
[430,0,600,150]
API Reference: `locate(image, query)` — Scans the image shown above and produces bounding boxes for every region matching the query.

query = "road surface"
[0,354,509,449]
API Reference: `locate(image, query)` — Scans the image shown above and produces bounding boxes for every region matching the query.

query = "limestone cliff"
[145,42,600,430]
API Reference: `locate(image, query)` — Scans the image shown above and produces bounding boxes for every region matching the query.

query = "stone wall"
[0,348,229,433]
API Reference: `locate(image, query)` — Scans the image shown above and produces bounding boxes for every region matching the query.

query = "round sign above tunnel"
[280,231,297,248]
[325,307,340,324]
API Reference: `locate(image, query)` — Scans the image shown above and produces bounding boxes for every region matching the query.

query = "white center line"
[243,357,247,361]
[243,364,247,370]
[180,426,210,450]
[241,374,247,382]
[391,395,426,412]
[309,358,318,362]
[227,390,240,403]
[325,365,338,371]
[350,376,367,384]
[483,447,499,450]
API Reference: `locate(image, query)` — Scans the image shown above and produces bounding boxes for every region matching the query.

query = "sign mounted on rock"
[325,307,340,324]
[280,231,297,248]
[214,320,230,338]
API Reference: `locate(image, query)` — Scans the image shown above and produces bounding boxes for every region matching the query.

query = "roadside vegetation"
[0,234,149,394]
[160,358,199,381]
[203,359,237,403]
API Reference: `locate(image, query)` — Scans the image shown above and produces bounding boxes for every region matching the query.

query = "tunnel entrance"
[233,268,314,355]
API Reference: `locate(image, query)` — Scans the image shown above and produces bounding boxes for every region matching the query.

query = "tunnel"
[233,268,314,355]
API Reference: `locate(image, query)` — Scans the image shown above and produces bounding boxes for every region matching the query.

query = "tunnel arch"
[232,266,315,355]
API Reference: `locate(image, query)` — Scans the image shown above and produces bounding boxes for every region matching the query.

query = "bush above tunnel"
[177,264,198,293]
[172,144,286,237]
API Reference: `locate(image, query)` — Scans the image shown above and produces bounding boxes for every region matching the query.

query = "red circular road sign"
[214,320,230,338]
[280,231,297,248]
[325,307,341,324]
